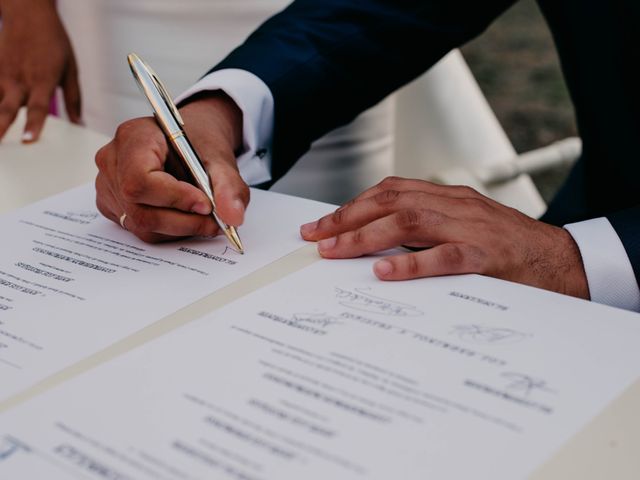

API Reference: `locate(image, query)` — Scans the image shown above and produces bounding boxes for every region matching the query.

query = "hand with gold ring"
[94,93,250,243]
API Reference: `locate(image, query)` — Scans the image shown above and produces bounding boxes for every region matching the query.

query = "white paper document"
[0,183,334,402]
[1,258,639,479]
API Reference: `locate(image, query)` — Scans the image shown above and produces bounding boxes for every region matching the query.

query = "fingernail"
[232,199,245,213]
[191,202,210,215]
[21,131,34,143]
[300,221,318,237]
[318,237,337,252]
[374,260,394,277]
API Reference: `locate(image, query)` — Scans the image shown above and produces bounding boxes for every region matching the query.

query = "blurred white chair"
[394,50,580,218]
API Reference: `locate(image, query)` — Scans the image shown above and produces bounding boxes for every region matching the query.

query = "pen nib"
[226,226,244,254]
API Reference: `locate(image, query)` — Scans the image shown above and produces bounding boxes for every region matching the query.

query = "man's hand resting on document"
[94,91,248,243]
[301,176,590,299]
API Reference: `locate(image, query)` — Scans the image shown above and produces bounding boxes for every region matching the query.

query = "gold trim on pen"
[169,131,185,141]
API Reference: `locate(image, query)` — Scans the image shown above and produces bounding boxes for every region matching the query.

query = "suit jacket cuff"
[175,69,274,186]
[564,217,640,311]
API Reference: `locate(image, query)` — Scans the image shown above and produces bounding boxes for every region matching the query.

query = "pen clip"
[128,53,185,127]
[149,69,185,128]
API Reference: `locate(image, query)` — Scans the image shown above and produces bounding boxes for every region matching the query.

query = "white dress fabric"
[57,0,395,204]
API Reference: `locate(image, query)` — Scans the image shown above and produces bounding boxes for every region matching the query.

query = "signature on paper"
[220,246,241,257]
[292,312,342,329]
[68,211,98,220]
[451,324,531,345]
[335,287,423,317]
[0,437,24,462]
[501,372,556,397]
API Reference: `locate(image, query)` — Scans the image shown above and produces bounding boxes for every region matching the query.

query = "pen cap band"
[169,131,186,141]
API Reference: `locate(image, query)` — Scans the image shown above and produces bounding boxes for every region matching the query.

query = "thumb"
[202,148,250,227]
[180,93,248,227]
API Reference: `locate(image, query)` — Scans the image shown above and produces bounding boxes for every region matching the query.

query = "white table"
[1,113,639,479]
[0,111,107,214]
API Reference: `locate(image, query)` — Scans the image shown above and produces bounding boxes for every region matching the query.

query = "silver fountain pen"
[127,52,244,254]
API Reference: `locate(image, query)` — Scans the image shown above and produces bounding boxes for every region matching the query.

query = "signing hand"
[94,92,249,243]
[300,176,589,299]
[0,0,81,142]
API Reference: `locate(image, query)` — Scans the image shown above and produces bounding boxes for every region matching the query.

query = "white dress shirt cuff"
[564,217,640,311]
[174,69,274,186]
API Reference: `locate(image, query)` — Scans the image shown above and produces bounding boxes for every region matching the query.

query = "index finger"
[23,86,54,143]
[207,156,250,227]
[302,190,455,241]
[114,118,212,212]
[0,82,26,140]
[348,176,485,205]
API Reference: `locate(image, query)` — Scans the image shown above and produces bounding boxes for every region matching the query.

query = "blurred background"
[461,0,577,202]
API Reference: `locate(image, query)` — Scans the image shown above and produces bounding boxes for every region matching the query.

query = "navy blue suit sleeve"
[607,208,640,288]
[212,0,516,180]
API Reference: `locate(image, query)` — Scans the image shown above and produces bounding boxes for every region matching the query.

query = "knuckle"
[374,189,400,206]
[351,228,364,245]
[455,185,481,198]
[315,215,331,231]
[317,212,338,231]
[331,207,345,226]
[395,209,422,231]
[116,119,136,137]
[440,244,466,268]
[120,177,147,203]
[114,118,141,139]
[94,144,110,170]
[406,253,421,276]
[342,198,357,210]
[379,176,402,189]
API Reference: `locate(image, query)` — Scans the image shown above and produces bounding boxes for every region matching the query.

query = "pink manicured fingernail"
[374,260,394,277]
[21,131,34,143]
[300,221,318,236]
[192,202,210,215]
[318,237,337,252]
